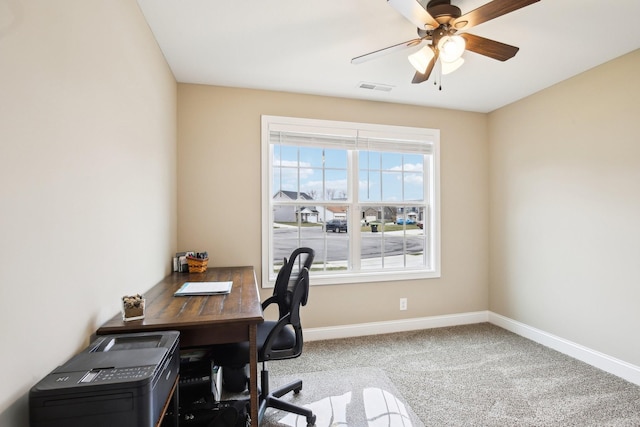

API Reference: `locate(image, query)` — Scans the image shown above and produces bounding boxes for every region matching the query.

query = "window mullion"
[350,150,360,271]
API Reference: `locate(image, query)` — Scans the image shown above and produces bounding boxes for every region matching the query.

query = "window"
[261,115,440,287]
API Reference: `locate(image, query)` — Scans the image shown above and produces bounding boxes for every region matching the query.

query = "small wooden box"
[187,256,209,273]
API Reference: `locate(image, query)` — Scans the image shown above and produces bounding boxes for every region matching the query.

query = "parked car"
[325,219,347,232]
[395,218,415,225]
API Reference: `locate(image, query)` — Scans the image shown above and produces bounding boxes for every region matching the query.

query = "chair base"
[259,369,316,426]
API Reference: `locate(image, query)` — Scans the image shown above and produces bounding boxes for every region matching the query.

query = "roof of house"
[275,190,313,201]
[327,206,347,213]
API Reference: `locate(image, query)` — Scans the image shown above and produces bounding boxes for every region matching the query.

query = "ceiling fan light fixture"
[408,45,435,74]
[441,57,464,75]
[438,35,466,63]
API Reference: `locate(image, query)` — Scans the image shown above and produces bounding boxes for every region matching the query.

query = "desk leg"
[249,323,258,427]
[156,375,179,427]
[170,378,179,427]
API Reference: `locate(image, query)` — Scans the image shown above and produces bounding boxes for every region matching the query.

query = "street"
[273,225,425,264]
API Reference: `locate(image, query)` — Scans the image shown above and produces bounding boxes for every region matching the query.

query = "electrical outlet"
[400,298,407,311]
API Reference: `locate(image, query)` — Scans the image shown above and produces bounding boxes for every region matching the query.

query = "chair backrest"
[262,248,314,360]
[271,247,314,319]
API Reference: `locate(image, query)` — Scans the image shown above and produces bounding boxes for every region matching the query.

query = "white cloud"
[389,162,423,172]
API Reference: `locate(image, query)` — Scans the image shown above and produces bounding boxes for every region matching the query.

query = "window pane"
[289,148,348,202]
[299,146,323,168]
[317,211,350,272]
[361,231,383,269]
[402,153,423,167]
[324,148,348,169]
[381,152,402,170]
[273,168,282,194]
[272,223,323,253]
[273,225,300,262]
[360,205,426,270]
[380,206,396,224]
[360,152,425,203]
[382,171,402,202]
[359,170,381,202]
[273,174,298,199]
[273,148,300,195]
[404,172,423,201]
[325,169,348,200]
[407,234,427,268]
[299,168,322,200]
[273,207,350,273]
[360,150,381,170]
[275,144,298,167]
[361,220,410,271]
[403,154,424,201]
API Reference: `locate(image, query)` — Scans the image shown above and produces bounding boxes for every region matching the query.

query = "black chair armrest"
[261,295,278,311]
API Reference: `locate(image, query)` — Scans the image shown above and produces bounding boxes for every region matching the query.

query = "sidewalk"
[316,254,424,270]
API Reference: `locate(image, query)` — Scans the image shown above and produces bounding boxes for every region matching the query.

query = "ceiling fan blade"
[452,0,540,31]
[460,33,519,61]
[351,38,423,65]
[412,49,438,84]
[388,0,440,30]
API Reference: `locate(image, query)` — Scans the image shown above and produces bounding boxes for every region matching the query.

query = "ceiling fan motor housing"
[426,0,461,25]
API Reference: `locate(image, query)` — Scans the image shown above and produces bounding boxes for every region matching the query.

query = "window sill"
[262,268,441,288]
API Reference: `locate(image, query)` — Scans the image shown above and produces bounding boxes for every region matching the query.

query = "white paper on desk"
[174,281,232,296]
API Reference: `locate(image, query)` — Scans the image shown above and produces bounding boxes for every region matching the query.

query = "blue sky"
[273,146,424,202]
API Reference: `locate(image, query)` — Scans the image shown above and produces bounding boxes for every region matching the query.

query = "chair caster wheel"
[294,386,302,394]
[306,414,316,426]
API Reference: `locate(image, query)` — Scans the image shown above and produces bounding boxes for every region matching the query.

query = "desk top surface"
[97,266,263,335]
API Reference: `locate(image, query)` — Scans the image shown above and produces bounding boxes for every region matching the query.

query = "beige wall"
[0,1,177,425]
[177,84,490,328]
[488,50,640,365]
[3,1,636,424]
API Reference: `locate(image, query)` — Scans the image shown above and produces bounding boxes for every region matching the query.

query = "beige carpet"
[259,323,640,426]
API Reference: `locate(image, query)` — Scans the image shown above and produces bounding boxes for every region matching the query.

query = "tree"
[326,188,337,200]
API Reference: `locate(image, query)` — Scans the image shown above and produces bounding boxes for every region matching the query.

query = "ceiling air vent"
[358,82,394,92]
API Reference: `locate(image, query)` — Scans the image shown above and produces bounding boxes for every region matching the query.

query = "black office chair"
[214,247,316,426]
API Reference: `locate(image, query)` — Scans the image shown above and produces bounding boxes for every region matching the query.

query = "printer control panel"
[81,366,156,383]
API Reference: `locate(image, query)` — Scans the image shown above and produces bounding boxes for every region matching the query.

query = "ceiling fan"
[352,0,540,84]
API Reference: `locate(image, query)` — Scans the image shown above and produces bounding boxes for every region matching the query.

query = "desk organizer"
[122,294,145,321]
[187,256,209,273]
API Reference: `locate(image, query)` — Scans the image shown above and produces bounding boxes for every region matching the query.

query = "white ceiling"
[136,0,640,113]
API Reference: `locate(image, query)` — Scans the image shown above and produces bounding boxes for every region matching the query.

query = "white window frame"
[261,115,440,287]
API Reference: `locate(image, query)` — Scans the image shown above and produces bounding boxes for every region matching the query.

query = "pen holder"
[187,256,209,273]
[122,294,145,321]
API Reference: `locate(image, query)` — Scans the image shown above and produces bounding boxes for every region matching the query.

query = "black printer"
[29,330,179,427]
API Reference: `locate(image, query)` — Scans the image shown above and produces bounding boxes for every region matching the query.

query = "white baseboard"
[305,310,640,386]
[305,311,489,342]
[488,312,640,386]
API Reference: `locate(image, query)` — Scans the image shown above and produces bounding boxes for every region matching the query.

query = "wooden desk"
[96,266,263,427]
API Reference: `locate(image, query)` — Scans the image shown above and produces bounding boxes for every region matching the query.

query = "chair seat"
[214,321,295,366]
